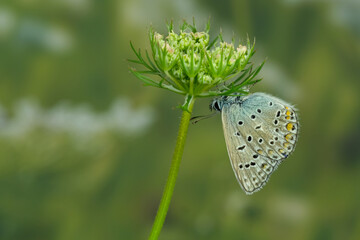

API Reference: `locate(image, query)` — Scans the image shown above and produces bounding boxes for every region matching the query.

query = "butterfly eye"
[213,101,221,111]
[238,121,244,126]
[250,115,255,119]
[257,109,262,113]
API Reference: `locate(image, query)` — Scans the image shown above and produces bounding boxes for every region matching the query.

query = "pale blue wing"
[221,93,298,194]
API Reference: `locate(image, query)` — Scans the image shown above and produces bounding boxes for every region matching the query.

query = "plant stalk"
[148,97,195,240]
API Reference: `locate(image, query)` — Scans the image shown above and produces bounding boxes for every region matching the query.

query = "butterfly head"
[210,95,247,112]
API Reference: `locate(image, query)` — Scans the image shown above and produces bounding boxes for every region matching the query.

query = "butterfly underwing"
[210,93,299,194]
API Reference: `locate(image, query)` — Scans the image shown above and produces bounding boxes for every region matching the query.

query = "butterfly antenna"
[190,112,218,124]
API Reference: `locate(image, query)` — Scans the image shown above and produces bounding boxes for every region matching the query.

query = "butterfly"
[210,93,299,195]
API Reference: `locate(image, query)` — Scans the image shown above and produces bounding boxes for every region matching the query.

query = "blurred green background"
[0,0,359,239]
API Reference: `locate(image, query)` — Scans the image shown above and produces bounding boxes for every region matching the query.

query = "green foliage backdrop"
[0,0,359,239]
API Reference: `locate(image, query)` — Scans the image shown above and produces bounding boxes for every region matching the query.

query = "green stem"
[189,77,194,95]
[148,97,196,240]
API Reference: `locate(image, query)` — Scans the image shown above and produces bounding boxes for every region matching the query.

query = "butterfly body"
[211,93,298,194]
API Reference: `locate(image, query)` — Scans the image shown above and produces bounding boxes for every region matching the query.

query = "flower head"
[129,20,264,111]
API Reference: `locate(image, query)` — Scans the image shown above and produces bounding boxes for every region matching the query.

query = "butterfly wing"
[221,93,298,194]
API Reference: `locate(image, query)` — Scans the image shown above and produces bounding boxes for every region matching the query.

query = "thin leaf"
[246,61,265,82]
[205,17,211,33]
[204,51,216,75]
[129,41,142,61]
[136,71,160,75]
[129,41,155,71]
[127,59,143,65]
[179,53,190,77]
[186,19,197,33]
[145,50,158,71]
[218,48,224,75]
[192,17,196,32]
[166,19,174,32]
[218,29,224,42]
[207,35,219,50]
[130,69,159,87]
[163,71,187,91]
[228,66,252,87]
[180,20,187,31]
